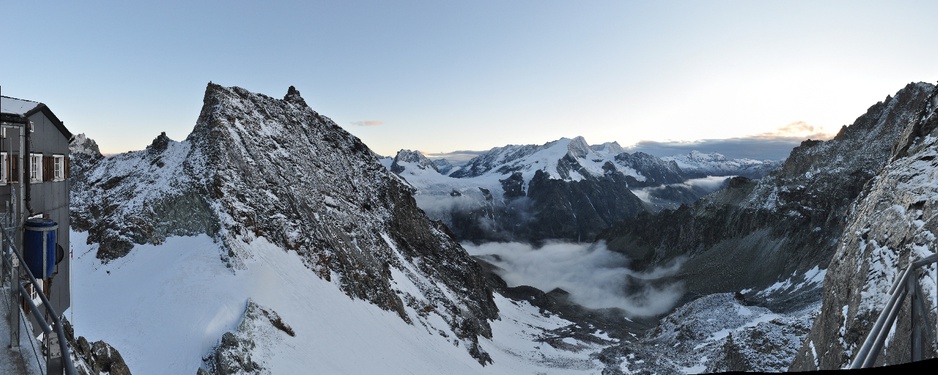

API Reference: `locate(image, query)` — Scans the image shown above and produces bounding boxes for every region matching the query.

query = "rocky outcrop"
[63,318,132,375]
[790,84,938,370]
[200,300,295,375]
[70,83,498,363]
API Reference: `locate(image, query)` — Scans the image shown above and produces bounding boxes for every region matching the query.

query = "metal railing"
[1,224,77,375]
[849,253,938,368]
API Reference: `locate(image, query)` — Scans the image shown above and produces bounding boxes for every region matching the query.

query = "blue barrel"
[24,218,58,278]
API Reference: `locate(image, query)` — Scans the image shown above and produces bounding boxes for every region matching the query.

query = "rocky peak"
[565,136,592,159]
[390,149,438,174]
[70,133,104,160]
[147,131,171,153]
[283,85,308,107]
[591,141,626,155]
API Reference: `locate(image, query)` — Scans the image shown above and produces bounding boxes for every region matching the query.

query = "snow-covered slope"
[69,231,614,374]
[71,83,497,365]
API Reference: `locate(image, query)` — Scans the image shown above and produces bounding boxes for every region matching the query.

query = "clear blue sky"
[2,1,937,157]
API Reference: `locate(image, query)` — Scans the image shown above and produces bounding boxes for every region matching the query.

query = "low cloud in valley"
[463,241,685,317]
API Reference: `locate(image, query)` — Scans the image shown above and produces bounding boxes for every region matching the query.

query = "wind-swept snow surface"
[68,231,610,374]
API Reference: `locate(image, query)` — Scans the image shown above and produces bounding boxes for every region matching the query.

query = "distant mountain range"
[385,136,781,243]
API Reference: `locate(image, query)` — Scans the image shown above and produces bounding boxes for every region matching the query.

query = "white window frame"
[0,152,7,185]
[30,153,42,183]
[53,155,65,182]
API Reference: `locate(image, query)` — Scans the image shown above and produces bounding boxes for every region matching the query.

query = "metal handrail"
[849,253,938,369]
[1,225,77,375]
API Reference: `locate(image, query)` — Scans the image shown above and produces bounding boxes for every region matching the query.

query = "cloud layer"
[628,121,836,160]
[351,120,384,126]
[464,241,685,317]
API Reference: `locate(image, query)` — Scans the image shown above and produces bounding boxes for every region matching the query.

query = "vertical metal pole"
[9,240,19,349]
[46,329,63,375]
[14,122,25,349]
[909,273,922,362]
[42,225,47,289]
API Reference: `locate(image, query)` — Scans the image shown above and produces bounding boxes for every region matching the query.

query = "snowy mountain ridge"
[71,83,499,367]
[663,150,781,179]
[445,136,644,182]
[389,137,780,243]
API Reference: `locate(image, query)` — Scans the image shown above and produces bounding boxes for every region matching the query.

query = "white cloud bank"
[464,241,685,318]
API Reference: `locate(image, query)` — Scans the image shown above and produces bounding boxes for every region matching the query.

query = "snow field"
[68,231,606,374]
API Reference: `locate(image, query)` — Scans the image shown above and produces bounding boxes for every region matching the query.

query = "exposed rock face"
[614,152,685,188]
[69,133,105,231]
[791,84,938,370]
[522,168,646,242]
[600,82,936,309]
[70,83,498,362]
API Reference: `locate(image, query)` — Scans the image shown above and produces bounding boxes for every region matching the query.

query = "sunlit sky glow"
[2,1,937,158]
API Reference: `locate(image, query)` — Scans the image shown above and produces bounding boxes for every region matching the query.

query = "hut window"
[0,152,6,185]
[30,153,42,183]
[53,155,65,181]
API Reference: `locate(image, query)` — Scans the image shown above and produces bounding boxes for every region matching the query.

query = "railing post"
[908,271,922,362]
[9,243,20,349]
[46,330,63,375]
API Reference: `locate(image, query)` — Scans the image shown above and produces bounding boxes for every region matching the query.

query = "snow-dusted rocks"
[70,83,497,363]
[200,299,295,375]
[791,83,938,370]
[604,293,813,373]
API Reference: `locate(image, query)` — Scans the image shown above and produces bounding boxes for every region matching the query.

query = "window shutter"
[65,156,70,179]
[44,156,53,182]
[10,155,18,183]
